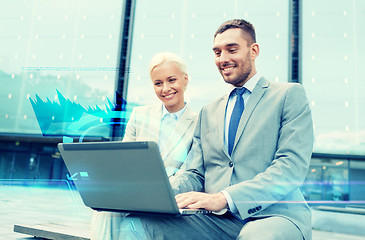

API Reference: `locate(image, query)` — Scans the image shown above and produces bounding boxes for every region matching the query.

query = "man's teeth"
[223,67,234,71]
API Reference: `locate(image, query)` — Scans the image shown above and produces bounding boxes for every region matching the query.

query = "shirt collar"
[161,103,187,119]
[228,72,261,97]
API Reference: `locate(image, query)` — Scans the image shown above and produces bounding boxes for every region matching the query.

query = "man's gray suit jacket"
[171,77,314,240]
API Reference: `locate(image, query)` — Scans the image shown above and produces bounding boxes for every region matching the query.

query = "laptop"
[57,141,211,216]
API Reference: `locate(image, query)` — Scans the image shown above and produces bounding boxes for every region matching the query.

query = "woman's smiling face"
[151,61,188,113]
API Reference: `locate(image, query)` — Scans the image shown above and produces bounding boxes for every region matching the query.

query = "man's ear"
[251,43,260,60]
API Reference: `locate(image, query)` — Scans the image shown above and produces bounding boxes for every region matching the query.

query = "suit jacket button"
[229,161,233,167]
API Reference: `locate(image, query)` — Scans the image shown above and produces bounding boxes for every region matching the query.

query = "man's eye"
[214,51,221,56]
[169,78,176,82]
[229,49,237,53]
[154,82,162,86]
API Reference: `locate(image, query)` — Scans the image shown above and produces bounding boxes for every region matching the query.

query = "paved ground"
[1,180,364,240]
[0,180,92,239]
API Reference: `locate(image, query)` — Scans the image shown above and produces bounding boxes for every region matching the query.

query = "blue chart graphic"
[29,90,135,142]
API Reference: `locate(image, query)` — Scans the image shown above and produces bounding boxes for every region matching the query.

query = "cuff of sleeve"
[221,190,238,214]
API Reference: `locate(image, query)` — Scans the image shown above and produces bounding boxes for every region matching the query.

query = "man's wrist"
[218,192,228,209]
[221,190,238,213]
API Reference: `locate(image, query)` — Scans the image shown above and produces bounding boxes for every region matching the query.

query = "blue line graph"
[29,90,136,140]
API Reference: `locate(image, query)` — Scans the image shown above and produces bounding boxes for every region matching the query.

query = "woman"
[91,52,198,240]
[123,52,197,177]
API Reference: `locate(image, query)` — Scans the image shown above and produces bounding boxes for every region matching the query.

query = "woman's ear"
[184,73,189,84]
[184,73,189,91]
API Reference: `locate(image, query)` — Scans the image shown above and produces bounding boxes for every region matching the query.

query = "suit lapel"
[218,95,229,156]
[233,77,269,152]
[162,105,194,159]
[147,104,162,143]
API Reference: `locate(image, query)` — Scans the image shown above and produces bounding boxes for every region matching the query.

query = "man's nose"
[219,51,230,64]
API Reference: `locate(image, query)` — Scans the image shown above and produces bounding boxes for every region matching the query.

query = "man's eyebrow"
[226,43,239,47]
[213,43,239,51]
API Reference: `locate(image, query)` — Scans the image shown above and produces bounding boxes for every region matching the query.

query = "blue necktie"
[228,88,246,155]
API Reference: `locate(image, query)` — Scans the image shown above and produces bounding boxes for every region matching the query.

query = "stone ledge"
[312,208,365,236]
[14,223,90,240]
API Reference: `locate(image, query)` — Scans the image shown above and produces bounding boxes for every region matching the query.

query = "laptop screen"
[58,141,181,215]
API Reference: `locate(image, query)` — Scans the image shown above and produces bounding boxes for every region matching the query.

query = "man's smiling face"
[213,28,258,87]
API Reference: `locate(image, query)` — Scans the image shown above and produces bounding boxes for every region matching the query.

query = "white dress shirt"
[158,103,187,156]
[222,72,261,214]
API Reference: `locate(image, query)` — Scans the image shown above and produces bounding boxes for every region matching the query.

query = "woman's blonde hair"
[148,52,187,77]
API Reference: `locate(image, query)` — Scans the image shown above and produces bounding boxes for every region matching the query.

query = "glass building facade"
[302,0,365,155]
[0,0,123,137]
[127,0,290,112]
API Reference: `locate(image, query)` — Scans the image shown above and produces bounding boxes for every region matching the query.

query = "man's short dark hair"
[214,19,256,45]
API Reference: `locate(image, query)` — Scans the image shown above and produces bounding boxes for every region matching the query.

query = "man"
[120,19,313,240]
